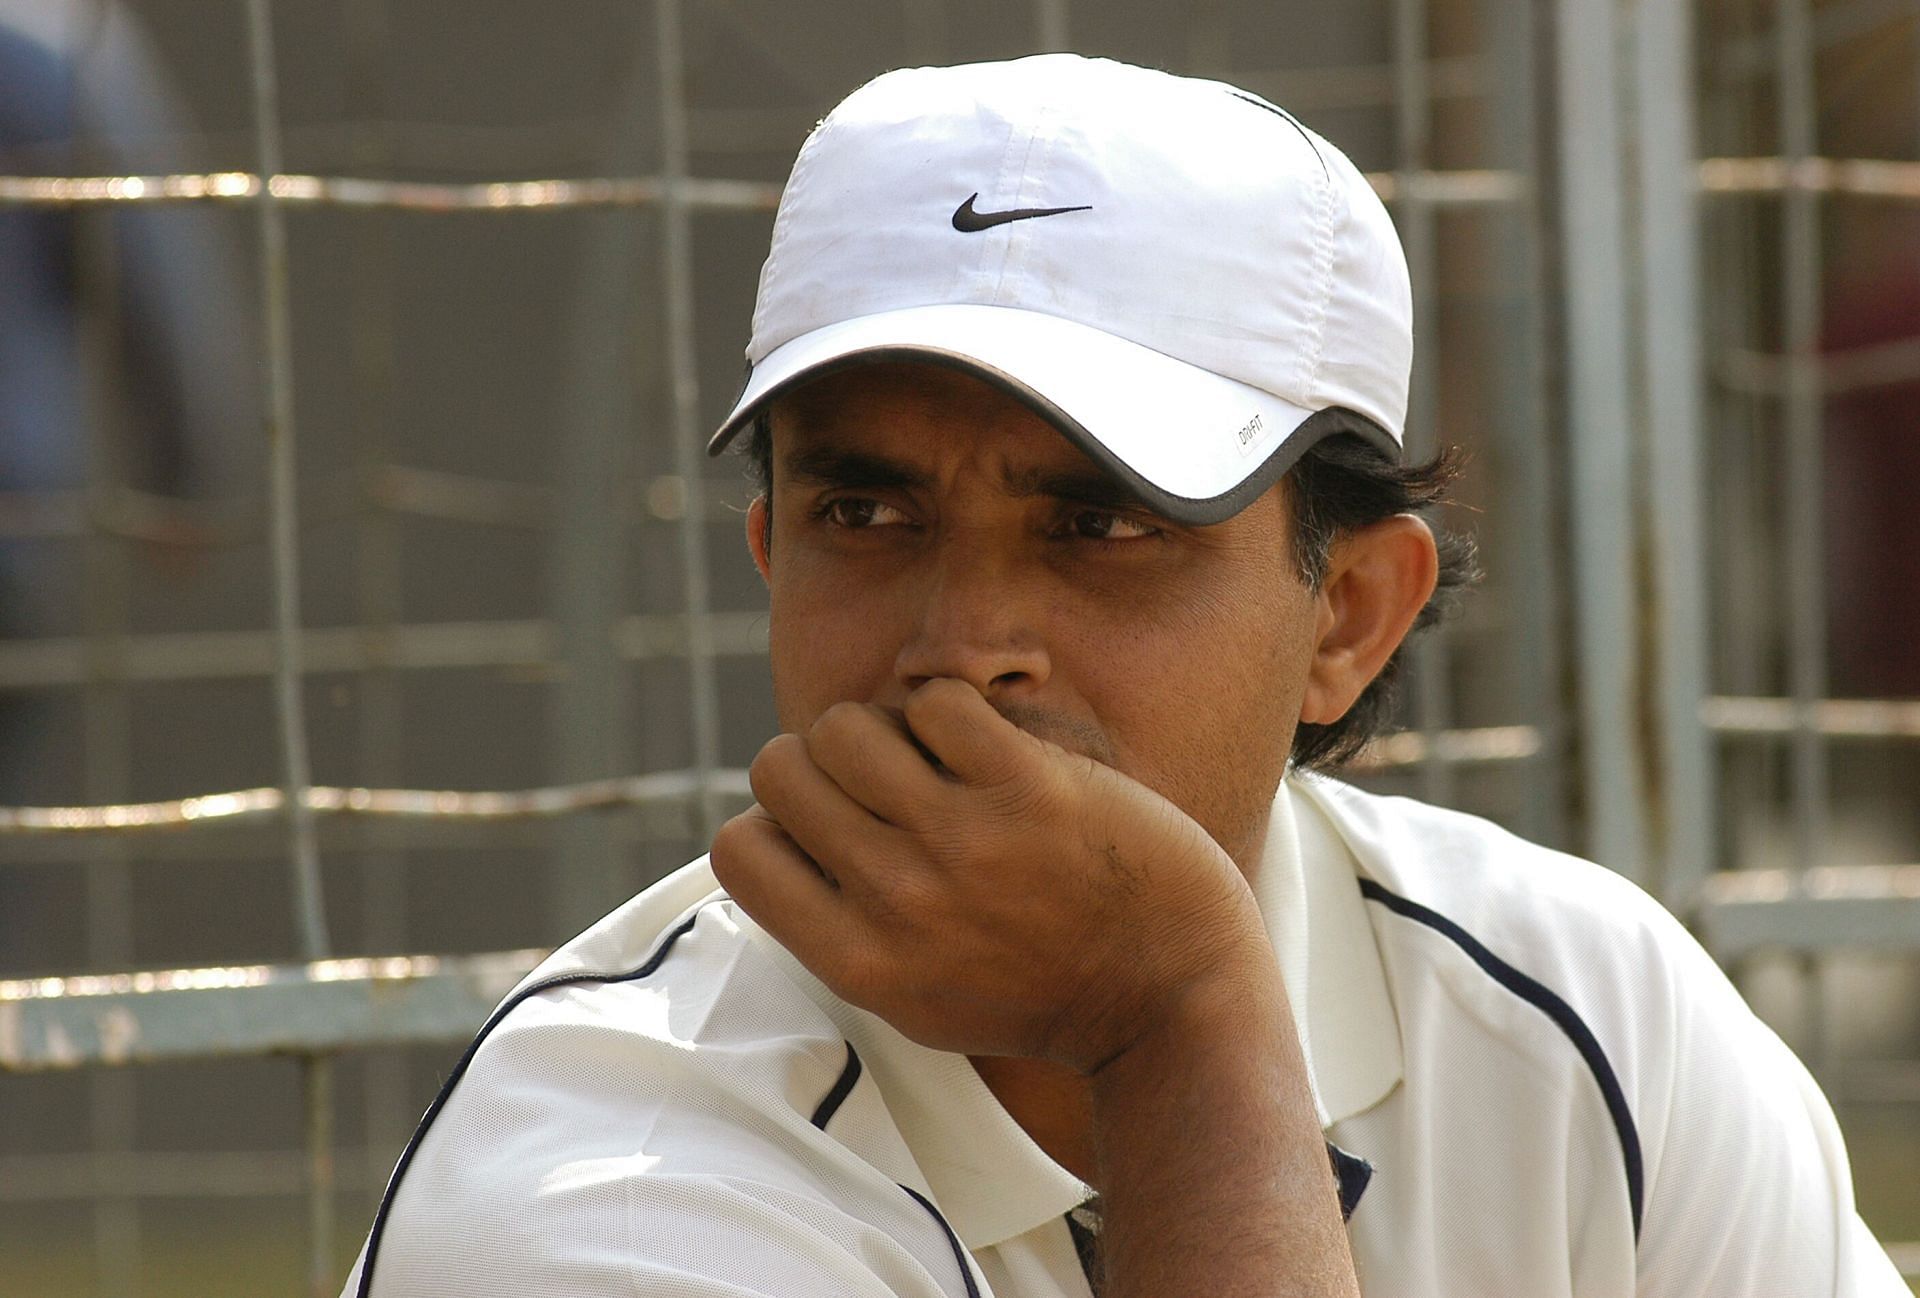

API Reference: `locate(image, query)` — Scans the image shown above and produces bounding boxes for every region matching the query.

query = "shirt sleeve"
[625,1174,977,1297]
[340,899,986,1298]
[1629,911,1909,1297]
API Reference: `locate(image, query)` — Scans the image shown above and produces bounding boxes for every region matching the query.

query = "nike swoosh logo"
[951,193,1093,232]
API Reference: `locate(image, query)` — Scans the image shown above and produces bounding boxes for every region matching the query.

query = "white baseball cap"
[707,53,1412,525]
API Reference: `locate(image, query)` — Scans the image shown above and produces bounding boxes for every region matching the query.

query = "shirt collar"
[740,774,1403,1250]
[1286,773,1404,1128]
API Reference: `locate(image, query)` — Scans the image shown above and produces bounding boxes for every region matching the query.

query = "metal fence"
[1,0,1916,1293]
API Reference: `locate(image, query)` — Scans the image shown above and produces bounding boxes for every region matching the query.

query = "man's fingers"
[711,805,907,1011]
[901,678,1035,786]
[709,805,852,957]
[748,732,902,894]
[807,702,946,826]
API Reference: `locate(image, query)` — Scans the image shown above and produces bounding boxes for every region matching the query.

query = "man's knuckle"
[983,769,1048,819]
[885,865,943,918]
[707,816,760,889]
[757,732,803,767]
[747,734,799,795]
[858,865,909,925]
[814,700,866,739]
[903,679,960,726]
[809,703,868,769]
[829,938,889,1005]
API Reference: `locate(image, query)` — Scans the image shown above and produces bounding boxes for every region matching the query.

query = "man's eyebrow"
[780,447,932,492]
[781,446,1156,514]
[1002,464,1155,514]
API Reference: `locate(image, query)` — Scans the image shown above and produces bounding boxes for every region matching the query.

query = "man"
[344,55,1905,1297]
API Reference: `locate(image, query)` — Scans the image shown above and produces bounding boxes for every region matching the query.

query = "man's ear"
[1299,514,1439,726]
[746,495,772,585]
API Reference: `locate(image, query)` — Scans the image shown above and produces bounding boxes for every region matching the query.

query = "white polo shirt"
[343,776,1907,1297]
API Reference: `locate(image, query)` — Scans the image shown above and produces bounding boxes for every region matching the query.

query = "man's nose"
[892,543,1051,698]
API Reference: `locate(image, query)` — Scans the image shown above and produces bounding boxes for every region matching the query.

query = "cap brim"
[706,304,1395,526]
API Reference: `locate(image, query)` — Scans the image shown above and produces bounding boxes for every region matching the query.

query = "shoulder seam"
[1358,877,1645,1242]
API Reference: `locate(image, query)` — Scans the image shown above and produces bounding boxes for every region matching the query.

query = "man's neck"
[969,1053,1100,1185]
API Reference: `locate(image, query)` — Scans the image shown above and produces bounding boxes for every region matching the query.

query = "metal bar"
[1391,0,1455,811]
[0,468,748,545]
[242,5,335,1285]
[1696,155,1920,198]
[1776,0,1829,891]
[1698,0,1773,883]
[549,30,657,937]
[1035,0,1069,50]
[0,1147,403,1203]
[7,159,1919,211]
[72,104,140,1298]
[342,0,412,1201]
[1365,169,1529,205]
[656,0,726,843]
[0,769,755,835]
[0,804,719,865]
[1633,0,1718,909]
[1714,335,1920,394]
[246,0,328,962]
[0,169,1522,212]
[1478,0,1566,851]
[1351,724,1542,770]
[0,172,785,211]
[1697,865,1920,957]
[1552,0,1651,879]
[304,1050,336,1298]
[0,611,771,689]
[0,949,546,1072]
[1702,695,1920,739]
[0,795,746,868]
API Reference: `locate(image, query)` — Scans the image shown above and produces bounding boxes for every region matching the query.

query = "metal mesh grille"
[1,0,1916,1291]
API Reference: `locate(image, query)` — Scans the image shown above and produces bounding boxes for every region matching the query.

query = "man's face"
[751,362,1323,872]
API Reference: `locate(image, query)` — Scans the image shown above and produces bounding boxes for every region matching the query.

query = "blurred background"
[0,0,1916,1292]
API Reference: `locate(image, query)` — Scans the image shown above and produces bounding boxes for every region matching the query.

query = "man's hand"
[708,677,1275,1076]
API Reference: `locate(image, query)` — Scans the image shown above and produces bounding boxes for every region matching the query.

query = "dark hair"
[1283,433,1478,770]
[741,411,1478,772]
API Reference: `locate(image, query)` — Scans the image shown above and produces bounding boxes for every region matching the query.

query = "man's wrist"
[1086,945,1295,1094]
[1082,956,1358,1298]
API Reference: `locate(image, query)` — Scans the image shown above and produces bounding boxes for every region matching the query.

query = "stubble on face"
[989,699,1117,766]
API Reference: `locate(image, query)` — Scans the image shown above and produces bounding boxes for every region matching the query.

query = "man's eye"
[1067,510,1159,541]
[820,497,909,529]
